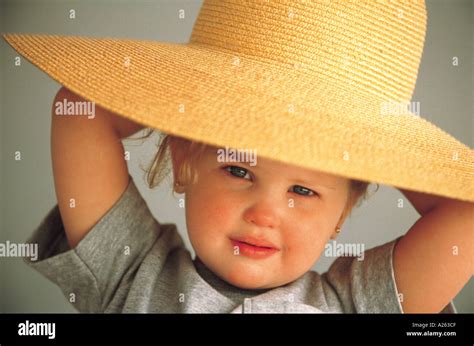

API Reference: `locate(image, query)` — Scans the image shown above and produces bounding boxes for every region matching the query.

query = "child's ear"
[331,194,355,240]
[337,188,358,226]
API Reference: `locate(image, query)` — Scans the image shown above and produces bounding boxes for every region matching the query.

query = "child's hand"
[51,87,143,248]
[393,188,473,313]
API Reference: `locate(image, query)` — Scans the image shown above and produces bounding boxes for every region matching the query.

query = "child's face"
[177,146,351,289]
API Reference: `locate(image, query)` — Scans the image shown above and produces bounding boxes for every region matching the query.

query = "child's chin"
[224,262,277,290]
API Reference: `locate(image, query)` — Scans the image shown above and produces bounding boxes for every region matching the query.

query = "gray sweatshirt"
[23,176,456,313]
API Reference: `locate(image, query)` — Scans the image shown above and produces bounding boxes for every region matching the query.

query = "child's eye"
[223,165,251,180]
[222,166,317,197]
[291,185,317,197]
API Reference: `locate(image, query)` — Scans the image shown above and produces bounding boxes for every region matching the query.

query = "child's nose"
[243,203,281,229]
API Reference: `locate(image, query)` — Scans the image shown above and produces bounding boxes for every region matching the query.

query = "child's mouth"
[230,239,280,259]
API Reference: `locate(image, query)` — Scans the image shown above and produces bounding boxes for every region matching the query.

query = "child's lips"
[230,235,279,250]
[230,238,280,259]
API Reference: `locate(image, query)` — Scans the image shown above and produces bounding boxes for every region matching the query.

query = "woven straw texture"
[2,0,473,202]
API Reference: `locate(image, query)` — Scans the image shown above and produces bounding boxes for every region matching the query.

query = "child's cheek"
[188,186,237,237]
[282,225,327,264]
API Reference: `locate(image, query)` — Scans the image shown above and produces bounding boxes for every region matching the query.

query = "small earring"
[174,181,184,193]
[335,227,341,233]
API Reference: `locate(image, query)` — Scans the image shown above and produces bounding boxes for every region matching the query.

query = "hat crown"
[190,0,427,103]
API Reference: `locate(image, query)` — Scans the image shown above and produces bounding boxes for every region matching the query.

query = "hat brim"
[3,33,473,202]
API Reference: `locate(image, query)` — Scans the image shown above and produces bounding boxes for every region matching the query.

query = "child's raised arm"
[51,87,144,248]
[393,189,474,313]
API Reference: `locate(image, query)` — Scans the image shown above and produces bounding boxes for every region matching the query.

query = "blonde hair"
[135,130,378,212]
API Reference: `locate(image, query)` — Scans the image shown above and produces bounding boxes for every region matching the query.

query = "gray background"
[0,0,472,312]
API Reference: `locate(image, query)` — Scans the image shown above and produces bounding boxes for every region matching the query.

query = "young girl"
[23,86,471,313]
[5,0,473,314]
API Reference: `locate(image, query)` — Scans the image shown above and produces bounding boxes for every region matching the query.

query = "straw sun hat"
[3,0,473,202]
